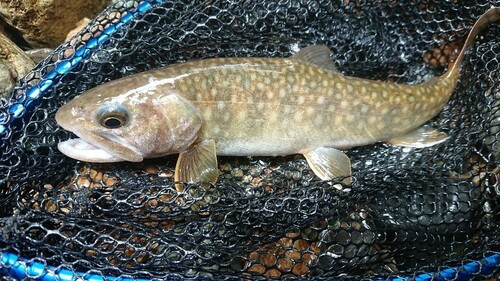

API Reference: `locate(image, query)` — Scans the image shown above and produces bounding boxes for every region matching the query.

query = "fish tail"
[445,7,500,79]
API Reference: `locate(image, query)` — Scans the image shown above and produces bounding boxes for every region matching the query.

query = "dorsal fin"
[291,45,338,72]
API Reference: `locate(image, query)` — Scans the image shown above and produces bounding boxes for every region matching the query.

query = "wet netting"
[0,0,499,280]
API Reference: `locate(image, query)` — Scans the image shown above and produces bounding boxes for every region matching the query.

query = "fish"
[56,7,500,186]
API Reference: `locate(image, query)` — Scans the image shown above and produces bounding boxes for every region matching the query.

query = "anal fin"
[303,147,352,183]
[174,139,219,191]
[386,125,449,148]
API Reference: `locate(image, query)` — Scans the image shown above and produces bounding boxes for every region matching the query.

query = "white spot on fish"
[317,96,325,104]
[257,82,266,91]
[298,96,306,105]
[279,88,287,98]
[210,87,218,97]
[257,102,265,111]
[267,91,275,99]
[346,114,355,122]
[231,94,238,103]
[234,75,242,85]
[217,101,226,110]
[269,111,279,122]
[237,111,246,121]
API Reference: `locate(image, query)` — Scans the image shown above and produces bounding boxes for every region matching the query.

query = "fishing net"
[0,0,499,279]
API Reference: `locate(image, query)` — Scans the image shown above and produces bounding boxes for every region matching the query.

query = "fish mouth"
[57,130,143,163]
[58,138,126,162]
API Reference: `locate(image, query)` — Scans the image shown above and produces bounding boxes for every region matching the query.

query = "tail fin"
[445,7,500,79]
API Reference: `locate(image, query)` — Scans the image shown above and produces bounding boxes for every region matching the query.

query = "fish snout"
[55,103,85,131]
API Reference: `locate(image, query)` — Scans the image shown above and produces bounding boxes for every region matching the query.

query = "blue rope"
[0,252,152,281]
[0,0,498,279]
[1,251,499,280]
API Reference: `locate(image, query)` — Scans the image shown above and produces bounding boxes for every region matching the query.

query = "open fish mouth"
[57,138,126,162]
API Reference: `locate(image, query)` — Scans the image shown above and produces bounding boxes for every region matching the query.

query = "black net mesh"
[0,0,499,279]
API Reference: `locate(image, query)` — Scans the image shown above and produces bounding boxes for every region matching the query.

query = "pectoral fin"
[303,147,352,182]
[174,139,219,191]
[386,125,449,148]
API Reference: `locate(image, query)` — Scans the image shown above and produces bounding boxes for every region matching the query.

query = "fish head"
[55,78,202,163]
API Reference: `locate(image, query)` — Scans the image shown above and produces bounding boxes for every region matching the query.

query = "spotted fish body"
[104,57,454,155]
[56,8,500,184]
[181,58,456,153]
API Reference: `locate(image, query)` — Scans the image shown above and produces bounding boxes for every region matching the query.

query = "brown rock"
[0,0,110,48]
[247,263,266,275]
[65,18,92,41]
[260,253,277,267]
[0,32,34,98]
[292,263,309,276]
[264,269,281,278]
[277,257,293,272]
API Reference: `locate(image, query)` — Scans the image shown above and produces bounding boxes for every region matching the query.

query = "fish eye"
[102,116,125,129]
[97,104,130,129]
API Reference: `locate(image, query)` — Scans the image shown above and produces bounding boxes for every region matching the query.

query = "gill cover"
[156,93,203,154]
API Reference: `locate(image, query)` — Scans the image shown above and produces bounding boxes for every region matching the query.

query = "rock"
[0,62,15,98]
[0,0,110,48]
[65,18,92,42]
[0,32,35,99]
